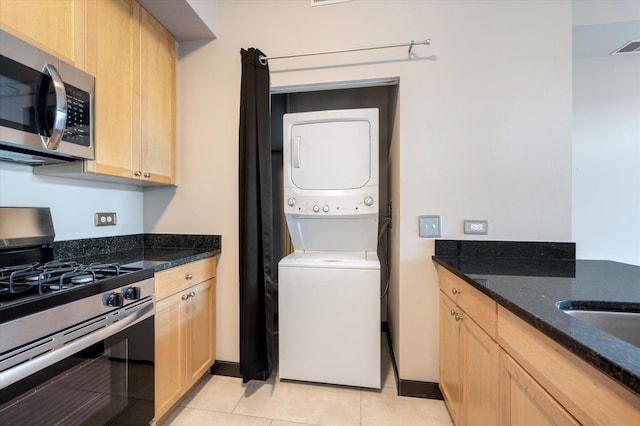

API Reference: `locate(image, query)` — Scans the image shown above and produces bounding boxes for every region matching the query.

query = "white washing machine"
[278,108,381,389]
[279,251,380,388]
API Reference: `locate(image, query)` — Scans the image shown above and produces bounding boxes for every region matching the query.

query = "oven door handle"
[0,299,154,390]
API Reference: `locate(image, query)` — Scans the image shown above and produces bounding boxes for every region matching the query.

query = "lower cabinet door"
[461,305,498,425]
[499,350,579,426]
[440,293,462,423]
[155,293,184,420]
[184,279,215,389]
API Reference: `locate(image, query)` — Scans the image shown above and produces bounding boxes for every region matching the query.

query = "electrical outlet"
[419,215,441,238]
[95,212,117,227]
[464,219,488,235]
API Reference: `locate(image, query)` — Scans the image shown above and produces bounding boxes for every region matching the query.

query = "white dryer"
[278,108,381,389]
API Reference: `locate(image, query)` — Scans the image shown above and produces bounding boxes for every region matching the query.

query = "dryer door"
[289,119,372,190]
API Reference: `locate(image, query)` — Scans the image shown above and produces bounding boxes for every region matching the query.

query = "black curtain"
[238,48,274,383]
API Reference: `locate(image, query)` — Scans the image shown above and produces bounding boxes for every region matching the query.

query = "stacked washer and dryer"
[278,108,381,389]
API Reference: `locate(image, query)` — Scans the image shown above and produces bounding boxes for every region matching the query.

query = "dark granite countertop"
[432,241,640,397]
[54,234,221,272]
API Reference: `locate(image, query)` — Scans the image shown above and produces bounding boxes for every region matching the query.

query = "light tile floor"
[162,334,452,426]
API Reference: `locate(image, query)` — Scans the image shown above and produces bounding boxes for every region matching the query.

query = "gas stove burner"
[70,274,96,285]
[0,260,130,300]
[0,263,39,275]
[43,260,80,270]
[24,274,44,282]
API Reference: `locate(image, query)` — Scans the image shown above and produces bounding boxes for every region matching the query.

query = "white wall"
[144,0,572,382]
[572,1,640,266]
[0,162,143,241]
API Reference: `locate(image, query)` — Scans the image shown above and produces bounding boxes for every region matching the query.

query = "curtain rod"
[258,38,432,65]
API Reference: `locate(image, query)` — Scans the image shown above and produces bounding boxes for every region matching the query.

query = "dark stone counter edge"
[432,256,640,397]
[150,248,221,272]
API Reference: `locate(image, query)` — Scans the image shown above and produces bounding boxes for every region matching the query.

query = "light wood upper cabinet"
[139,8,175,185]
[84,0,175,185]
[85,0,138,180]
[0,0,86,69]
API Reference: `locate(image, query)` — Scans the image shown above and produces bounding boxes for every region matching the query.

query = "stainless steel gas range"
[0,207,155,425]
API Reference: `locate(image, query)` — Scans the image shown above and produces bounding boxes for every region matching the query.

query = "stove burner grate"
[0,262,126,296]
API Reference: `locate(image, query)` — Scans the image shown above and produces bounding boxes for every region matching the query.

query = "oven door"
[0,315,154,425]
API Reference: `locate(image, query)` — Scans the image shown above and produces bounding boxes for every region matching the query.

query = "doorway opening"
[270,80,399,326]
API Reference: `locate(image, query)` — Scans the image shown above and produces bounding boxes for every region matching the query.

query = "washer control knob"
[364,196,374,207]
[313,205,320,213]
[322,205,330,213]
[287,197,296,207]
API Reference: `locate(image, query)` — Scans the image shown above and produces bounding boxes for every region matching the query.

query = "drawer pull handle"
[454,313,464,322]
[181,294,190,300]
[186,274,193,280]
[451,288,461,295]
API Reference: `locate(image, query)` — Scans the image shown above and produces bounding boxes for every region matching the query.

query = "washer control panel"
[284,191,378,216]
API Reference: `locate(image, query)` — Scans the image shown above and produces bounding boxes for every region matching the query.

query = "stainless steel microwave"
[0,29,94,166]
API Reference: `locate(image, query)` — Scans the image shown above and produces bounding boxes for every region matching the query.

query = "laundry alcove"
[270,80,399,330]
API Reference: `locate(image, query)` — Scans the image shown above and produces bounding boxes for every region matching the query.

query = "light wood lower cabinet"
[498,305,640,425]
[499,350,578,425]
[437,266,640,425]
[439,284,498,426]
[155,258,216,422]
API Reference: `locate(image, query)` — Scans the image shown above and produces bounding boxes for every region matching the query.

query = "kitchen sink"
[557,301,640,348]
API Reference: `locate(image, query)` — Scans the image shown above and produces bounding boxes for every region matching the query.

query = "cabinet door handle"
[450,309,456,316]
[144,172,151,178]
[134,170,142,177]
[454,313,464,322]
[189,291,196,298]
[181,293,190,300]
[451,288,461,295]
[186,274,193,280]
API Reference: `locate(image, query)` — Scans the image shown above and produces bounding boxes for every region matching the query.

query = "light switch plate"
[464,219,488,235]
[95,212,117,226]
[419,215,441,238]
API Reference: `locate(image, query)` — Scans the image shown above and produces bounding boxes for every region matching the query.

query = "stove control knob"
[287,197,296,207]
[106,292,124,307]
[124,287,141,300]
[364,196,374,207]
[313,204,320,213]
[322,205,330,213]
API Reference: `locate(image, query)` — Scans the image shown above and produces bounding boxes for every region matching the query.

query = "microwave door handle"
[38,64,67,151]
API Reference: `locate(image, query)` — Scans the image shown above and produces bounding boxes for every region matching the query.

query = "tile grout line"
[230,379,251,414]
[359,389,363,426]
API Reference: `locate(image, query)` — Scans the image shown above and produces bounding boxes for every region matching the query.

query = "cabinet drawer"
[155,257,216,300]
[438,267,496,338]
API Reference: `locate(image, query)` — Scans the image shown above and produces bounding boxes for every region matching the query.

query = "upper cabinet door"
[139,7,176,185]
[84,0,140,179]
[0,0,86,69]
